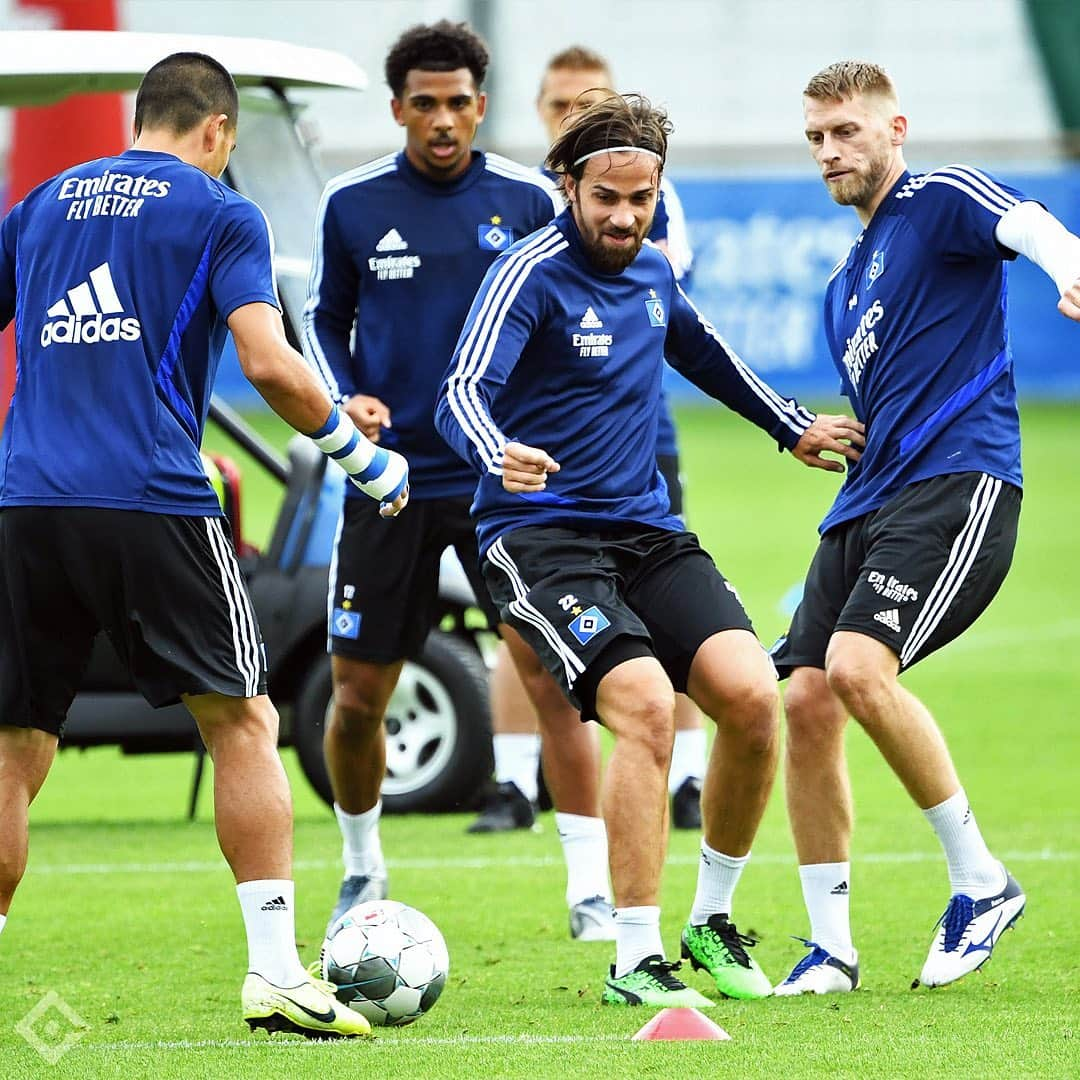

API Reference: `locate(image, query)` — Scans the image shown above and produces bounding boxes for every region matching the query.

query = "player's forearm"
[995,201,1080,296]
[300,312,357,403]
[434,384,504,477]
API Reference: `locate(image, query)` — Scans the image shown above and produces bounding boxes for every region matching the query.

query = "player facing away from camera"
[470,47,706,872]
[301,20,560,931]
[0,53,408,1038]
[771,60,1080,995]
[437,94,864,1005]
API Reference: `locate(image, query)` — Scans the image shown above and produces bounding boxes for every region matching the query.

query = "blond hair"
[803,61,898,105]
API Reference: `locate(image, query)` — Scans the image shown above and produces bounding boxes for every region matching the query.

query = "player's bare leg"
[497,625,612,938]
[467,641,540,833]
[597,655,712,1008]
[679,629,777,999]
[187,692,370,1036]
[824,632,1021,989]
[596,656,673,936]
[323,657,401,923]
[186,693,293,881]
[0,726,57,917]
[774,667,860,995]
[670,694,706,829]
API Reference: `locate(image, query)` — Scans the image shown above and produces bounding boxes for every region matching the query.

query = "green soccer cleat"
[681,914,773,999]
[242,970,373,1039]
[601,954,715,1007]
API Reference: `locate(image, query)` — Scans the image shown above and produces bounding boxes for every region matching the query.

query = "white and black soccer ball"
[320,900,449,1027]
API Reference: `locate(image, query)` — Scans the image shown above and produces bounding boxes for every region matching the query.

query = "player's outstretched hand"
[380,482,409,519]
[1058,276,1080,322]
[502,441,560,493]
[344,394,392,442]
[792,414,866,473]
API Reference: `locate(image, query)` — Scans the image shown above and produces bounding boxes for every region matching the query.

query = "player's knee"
[783,673,845,752]
[330,687,386,737]
[624,692,677,767]
[704,675,778,752]
[825,653,890,718]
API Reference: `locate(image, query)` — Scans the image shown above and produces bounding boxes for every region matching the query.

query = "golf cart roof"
[0,31,368,106]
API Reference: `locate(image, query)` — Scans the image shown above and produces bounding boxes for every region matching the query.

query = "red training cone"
[631,1007,731,1041]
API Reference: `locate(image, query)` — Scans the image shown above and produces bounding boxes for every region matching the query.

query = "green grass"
[2,403,1077,1078]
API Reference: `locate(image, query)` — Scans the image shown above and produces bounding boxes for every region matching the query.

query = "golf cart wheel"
[293,631,492,813]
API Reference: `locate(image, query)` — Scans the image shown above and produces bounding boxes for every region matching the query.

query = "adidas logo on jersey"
[375,227,408,252]
[873,608,901,633]
[40,262,141,348]
[579,306,603,329]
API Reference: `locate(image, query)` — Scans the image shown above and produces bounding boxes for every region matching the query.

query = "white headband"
[572,145,661,167]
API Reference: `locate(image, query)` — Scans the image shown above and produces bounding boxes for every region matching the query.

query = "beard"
[827,145,894,209]
[580,223,645,273]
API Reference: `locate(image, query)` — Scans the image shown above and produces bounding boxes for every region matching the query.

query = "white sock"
[335,801,385,879]
[492,733,540,802]
[690,841,749,924]
[555,813,610,906]
[614,905,664,978]
[668,727,706,793]
[799,862,855,964]
[0,913,6,937]
[236,880,307,986]
[923,789,1006,897]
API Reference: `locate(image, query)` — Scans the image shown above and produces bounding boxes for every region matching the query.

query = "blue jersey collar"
[396,148,486,195]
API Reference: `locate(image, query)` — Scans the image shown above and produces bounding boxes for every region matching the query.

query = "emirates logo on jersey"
[39,262,141,348]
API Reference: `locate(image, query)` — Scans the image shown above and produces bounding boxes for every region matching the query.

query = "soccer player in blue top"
[467,48,706,951]
[771,61,1080,996]
[301,21,560,931]
[437,93,863,1006]
[0,52,407,1038]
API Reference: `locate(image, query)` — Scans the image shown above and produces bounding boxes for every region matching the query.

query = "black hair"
[384,20,489,98]
[134,52,238,137]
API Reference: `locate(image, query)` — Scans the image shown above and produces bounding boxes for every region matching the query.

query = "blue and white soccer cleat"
[569,895,616,941]
[773,938,859,996]
[327,872,389,936]
[917,869,1026,988]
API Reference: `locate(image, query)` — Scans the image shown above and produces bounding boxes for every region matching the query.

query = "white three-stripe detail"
[677,283,815,435]
[302,155,398,400]
[446,227,568,472]
[205,519,261,697]
[901,474,1002,667]
[486,538,586,686]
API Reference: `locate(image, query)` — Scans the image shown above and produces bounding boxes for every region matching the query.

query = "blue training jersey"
[435,207,814,555]
[820,166,1027,535]
[0,148,277,515]
[540,168,689,457]
[303,150,560,501]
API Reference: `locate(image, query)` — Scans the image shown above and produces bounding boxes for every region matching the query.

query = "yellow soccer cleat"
[242,970,372,1040]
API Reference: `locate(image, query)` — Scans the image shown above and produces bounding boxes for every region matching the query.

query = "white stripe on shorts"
[486,537,586,687]
[900,474,1002,667]
[205,519,261,697]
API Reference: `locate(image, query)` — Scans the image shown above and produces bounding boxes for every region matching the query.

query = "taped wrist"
[307,406,405,501]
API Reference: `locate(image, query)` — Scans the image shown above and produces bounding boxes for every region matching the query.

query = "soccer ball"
[320,900,449,1027]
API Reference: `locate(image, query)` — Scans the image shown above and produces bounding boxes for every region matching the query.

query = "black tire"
[293,631,493,814]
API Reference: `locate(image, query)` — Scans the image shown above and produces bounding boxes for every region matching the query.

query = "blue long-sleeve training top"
[436,207,815,555]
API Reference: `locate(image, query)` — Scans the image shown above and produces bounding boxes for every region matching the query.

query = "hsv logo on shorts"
[568,605,611,645]
[332,607,361,639]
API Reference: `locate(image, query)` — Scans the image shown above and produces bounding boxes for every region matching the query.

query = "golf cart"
[0,31,494,812]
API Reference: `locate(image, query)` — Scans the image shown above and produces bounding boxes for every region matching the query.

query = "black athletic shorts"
[482,523,754,719]
[329,495,498,663]
[656,453,685,520]
[771,472,1021,678]
[0,507,267,736]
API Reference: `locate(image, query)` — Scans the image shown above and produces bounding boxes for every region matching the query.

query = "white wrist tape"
[308,406,408,503]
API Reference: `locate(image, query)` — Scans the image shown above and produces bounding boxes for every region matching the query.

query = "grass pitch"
[1,403,1076,1078]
